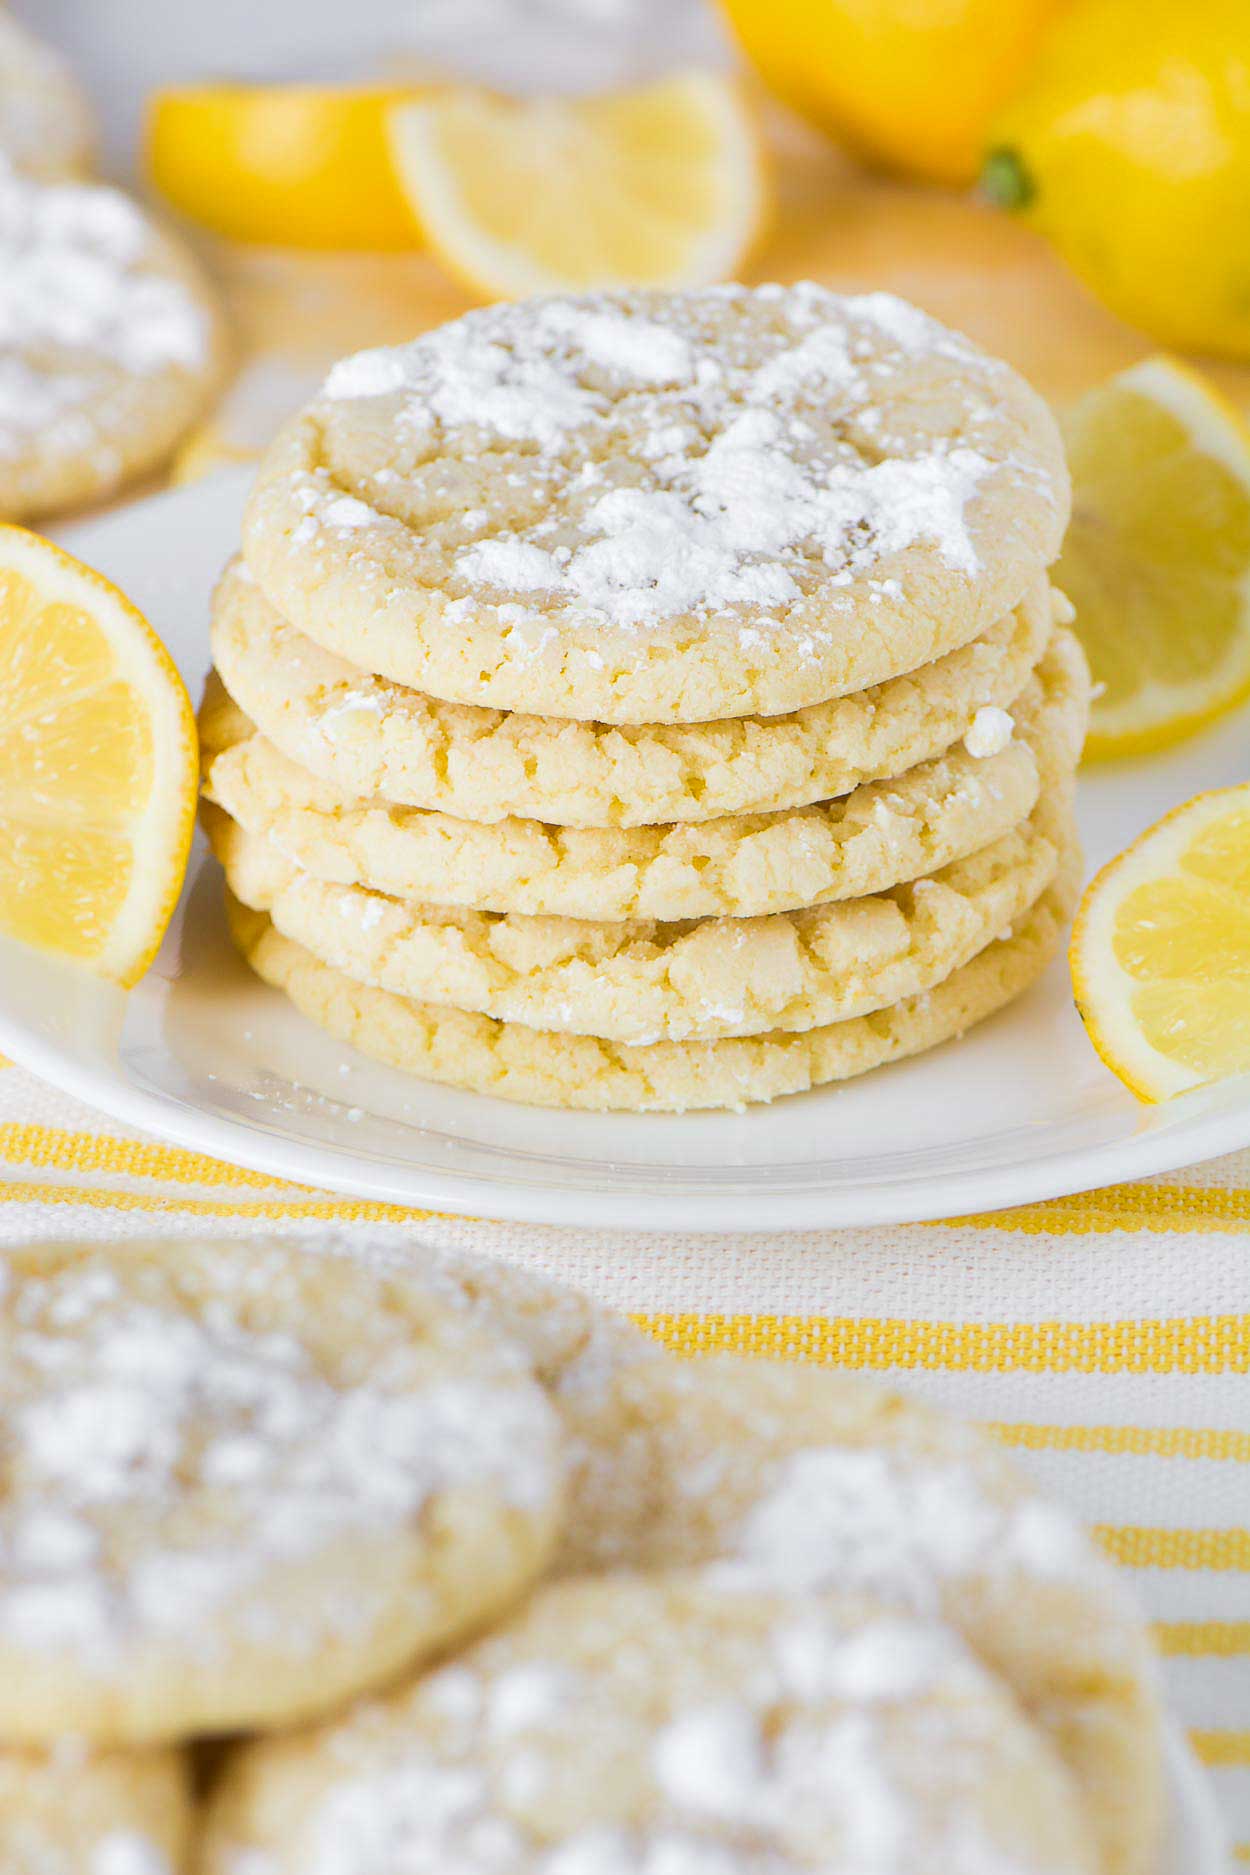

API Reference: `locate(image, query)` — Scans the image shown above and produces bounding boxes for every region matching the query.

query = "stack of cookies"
[201,284,1086,1111]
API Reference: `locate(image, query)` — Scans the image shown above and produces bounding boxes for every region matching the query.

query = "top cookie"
[242,285,1070,724]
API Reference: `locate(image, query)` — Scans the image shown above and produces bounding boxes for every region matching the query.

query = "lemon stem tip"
[980,147,1035,213]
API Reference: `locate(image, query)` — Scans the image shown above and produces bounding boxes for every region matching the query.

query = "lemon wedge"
[0,528,197,985]
[1071,786,1250,1100]
[146,85,424,249]
[1054,357,1250,759]
[387,73,767,300]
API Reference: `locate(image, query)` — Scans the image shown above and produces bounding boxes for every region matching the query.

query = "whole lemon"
[719,0,1064,185]
[983,0,1250,358]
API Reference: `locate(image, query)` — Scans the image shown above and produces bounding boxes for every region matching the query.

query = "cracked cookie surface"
[210,794,1067,1044]
[0,165,224,520]
[203,629,1085,922]
[211,560,1059,826]
[227,857,1078,1110]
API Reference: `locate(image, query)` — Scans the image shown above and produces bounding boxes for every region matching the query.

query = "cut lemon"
[170,426,259,488]
[0,528,197,986]
[387,73,767,300]
[1054,357,1250,759]
[1070,786,1250,1100]
[146,85,425,249]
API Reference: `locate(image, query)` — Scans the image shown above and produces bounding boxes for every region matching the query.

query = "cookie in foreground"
[201,1572,1103,1874]
[0,1238,564,1744]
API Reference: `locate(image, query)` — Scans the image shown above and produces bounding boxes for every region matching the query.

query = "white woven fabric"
[0,1056,1244,1852]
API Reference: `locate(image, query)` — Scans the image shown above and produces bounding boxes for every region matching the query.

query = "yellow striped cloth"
[0,1055,1246,1855]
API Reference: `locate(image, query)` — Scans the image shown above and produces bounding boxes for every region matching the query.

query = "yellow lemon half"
[1054,358,1250,759]
[387,73,767,301]
[0,528,197,985]
[146,85,424,249]
[1071,786,1250,1101]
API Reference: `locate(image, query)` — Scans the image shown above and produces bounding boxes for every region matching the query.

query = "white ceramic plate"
[3,470,1250,1233]
[1165,1724,1233,1874]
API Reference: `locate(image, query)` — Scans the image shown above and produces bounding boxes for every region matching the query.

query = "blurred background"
[18,0,731,163]
[18,0,1250,452]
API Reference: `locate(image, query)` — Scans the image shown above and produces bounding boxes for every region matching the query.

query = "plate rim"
[4,970,1250,1231]
[1164,1723,1233,1874]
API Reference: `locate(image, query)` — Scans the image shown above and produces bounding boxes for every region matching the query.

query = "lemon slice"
[146,85,424,249]
[1070,786,1250,1100]
[170,426,259,488]
[1054,357,1250,759]
[0,528,197,986]
[387,73,767,300]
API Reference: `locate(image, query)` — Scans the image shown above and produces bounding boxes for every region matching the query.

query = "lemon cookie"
[212,558,1060,826]
[0,164,224,521]
[0,1743,191,1875]
[242,285,1069,724]
[0,1238,564,1745]
[556,1356,1162,1875]
[407,1245,663,1405]
[203,630,1085,922]
[201,1574,1099,1875]
[0,15,92,180]
[310,1237,666,1506]
[298,1231,663,1448]
[209,796,1066,1044]
[227,860,1078,1110]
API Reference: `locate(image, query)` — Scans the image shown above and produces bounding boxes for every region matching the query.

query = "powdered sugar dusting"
[233,1582,1074,1875]
[653,1704,766,1824]
[0,355,95,459]
[0,1248,558,1666]
[322,495,378,530]
[0,159,208,457]
[314,285,1038,635]
[963,706,1014,759]
[91,1836,172,1875]
[296,1758,511,1875]
[542,303,694,385]
[771,1616,957,1706]
[718,1447,1100,1608]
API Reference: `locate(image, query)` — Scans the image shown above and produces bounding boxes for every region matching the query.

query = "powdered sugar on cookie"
[202,1577,1097,1875]
[246,282,1068,722]
[90,1834,173,1875]
[0,160,208,457]
[320,286,1002,631]
[719,1447,1100,1606]
[964,706,1014,758]
[0,1245,561,1670]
